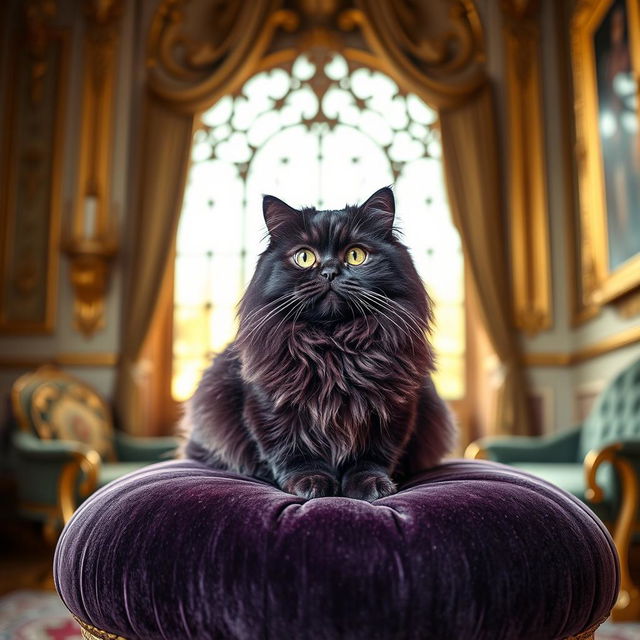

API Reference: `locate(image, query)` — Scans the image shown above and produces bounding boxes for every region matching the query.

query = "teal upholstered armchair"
[465,356,640,620]
[10,365,179,542]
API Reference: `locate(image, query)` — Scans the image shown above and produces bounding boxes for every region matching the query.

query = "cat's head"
[239,187,431,337]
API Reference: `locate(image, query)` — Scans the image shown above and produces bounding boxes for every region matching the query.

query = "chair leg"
[610,457,640,622]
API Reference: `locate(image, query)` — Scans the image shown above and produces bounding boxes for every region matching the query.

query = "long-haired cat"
[182,187,456,501]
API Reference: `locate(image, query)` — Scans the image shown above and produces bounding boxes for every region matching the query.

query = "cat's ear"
[263,195,299,238]
[360,186,395,232]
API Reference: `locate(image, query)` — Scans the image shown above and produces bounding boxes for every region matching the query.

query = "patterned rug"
[1,590,640,639]
[0,592,81,640]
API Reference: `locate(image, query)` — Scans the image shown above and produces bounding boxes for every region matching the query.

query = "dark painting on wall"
[572,0,640,305]
[594,0,640,272]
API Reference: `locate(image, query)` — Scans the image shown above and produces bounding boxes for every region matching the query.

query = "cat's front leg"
[340,460,396,501]
[275,457,339,500]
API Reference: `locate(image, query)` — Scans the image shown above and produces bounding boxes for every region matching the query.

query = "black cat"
[182,187,456,500]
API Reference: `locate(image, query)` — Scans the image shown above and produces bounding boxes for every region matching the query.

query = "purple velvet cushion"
[54,459,618,640]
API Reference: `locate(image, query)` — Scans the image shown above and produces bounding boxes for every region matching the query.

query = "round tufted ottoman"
[54,459,618,640]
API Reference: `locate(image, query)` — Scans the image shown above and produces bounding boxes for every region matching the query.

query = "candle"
[84,196,98,239]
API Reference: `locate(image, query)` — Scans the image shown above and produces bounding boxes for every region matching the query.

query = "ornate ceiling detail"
[146,0,486,112]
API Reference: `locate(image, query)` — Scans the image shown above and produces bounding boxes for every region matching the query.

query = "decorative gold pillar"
[64,0,121,337]
[501,0,552,335]
[0,0,67,333]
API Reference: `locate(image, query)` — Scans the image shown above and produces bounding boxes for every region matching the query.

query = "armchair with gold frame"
[10,365,179,542]
[465,357,640,621]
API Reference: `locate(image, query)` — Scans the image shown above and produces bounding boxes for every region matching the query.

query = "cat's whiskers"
[289,298,310,340]
[241,281,321,327]
[356,290,425,342]
[274,295,309,337]
[359,288,427,336]
[243,282,324,344]
[240,295,303,344]
[349,287,425,340]
[349,293,393,344]
[342,292,371,336]
[348,290,413,348]
[240,289,303,327]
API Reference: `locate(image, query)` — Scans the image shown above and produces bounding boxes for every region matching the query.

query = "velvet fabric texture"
[54,459,618,640]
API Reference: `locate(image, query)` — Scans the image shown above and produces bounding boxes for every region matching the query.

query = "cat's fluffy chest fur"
[239,316,426,466]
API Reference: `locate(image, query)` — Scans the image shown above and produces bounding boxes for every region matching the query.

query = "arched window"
[173,51,465,402]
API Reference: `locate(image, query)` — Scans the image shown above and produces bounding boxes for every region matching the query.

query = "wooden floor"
[0,518,55,595]
[0,473,54,595]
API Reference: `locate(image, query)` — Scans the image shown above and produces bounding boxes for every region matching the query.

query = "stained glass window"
[173,52,465,402]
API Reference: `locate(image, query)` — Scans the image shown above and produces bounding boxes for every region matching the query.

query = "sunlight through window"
[173,52,465,402]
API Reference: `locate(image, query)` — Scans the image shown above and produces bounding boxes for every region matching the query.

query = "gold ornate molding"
[146,0,290,112]
[501,0,552,336]
[552,0,601,328]
[66,0,122,337]
[349,0,485,109]
[0,352,118,369]
[522,324,640,367]
[146,0,486,113]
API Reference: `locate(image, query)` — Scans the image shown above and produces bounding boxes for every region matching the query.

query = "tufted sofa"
[466,356,640,621]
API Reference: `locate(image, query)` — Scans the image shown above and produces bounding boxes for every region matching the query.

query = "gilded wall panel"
[0,11,67,333]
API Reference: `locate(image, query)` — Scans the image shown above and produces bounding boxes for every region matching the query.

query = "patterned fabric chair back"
[11,365,116,461]
[579,357,640,461]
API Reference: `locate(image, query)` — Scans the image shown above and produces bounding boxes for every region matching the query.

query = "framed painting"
[571,0,640,305]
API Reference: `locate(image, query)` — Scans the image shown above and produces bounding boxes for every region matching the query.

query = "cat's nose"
[320,263,340,281]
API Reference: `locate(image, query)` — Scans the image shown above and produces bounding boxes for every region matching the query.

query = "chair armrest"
[12,431,100,524]
[114,431,179,462]
[465,426,582,464]
[13,431,97,462]
[585,440,640,502]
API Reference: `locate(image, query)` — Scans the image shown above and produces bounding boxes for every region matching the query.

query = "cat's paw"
[282,472,339,500]
[341,470,397,501]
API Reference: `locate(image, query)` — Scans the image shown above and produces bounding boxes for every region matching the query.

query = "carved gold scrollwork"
[349,0,486,108]
[500,0,552,335]
[147,0,298,111]
[146,0,486,112]
[25,0,57,104]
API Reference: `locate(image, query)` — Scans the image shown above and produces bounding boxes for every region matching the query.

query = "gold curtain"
[115,99,193,433]
[440,87,530,435]
[115,0,281,433]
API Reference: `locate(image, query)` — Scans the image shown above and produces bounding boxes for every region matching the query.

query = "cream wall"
[0,0,638,435]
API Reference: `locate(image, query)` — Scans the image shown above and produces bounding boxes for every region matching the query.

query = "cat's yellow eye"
[345,246,367,266]
[294,248,317,268]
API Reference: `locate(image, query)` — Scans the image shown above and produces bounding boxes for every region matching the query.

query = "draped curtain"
[114,0,280,433]
[116,0,531,437]
[115,100,194,433]
[440,87,530,435]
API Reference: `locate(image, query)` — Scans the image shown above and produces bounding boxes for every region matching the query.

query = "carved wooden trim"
[501,0,552,335]
[146,0,487,113]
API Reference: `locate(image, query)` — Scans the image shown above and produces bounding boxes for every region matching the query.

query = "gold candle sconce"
[66,0,122,337]
[63,197,117,337]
